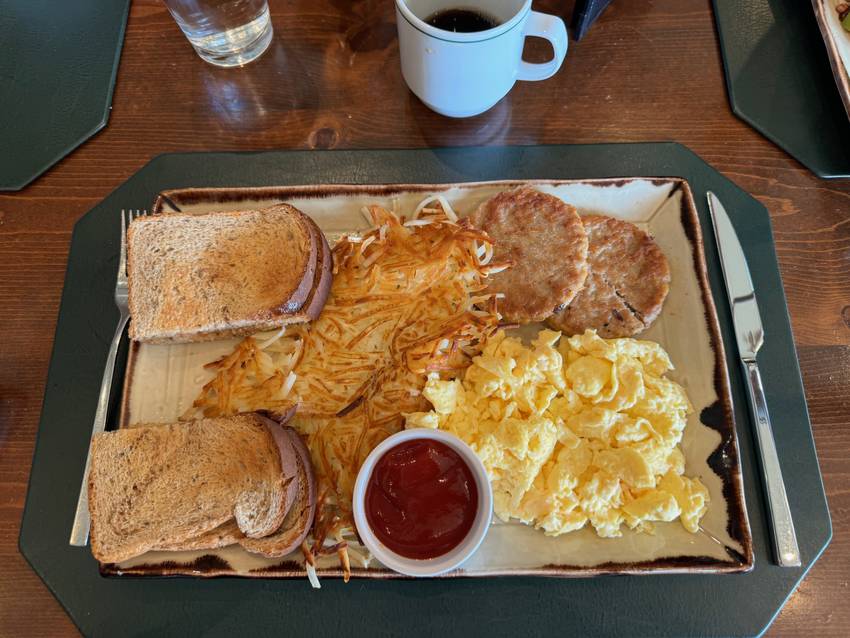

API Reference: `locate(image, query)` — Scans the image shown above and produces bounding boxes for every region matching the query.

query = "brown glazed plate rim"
[115,178,753,579]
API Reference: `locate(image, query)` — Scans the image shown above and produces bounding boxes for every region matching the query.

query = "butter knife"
[707,192,801,567]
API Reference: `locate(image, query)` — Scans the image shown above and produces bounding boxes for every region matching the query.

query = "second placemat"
[713,0,850,178]
[0,0,130,190]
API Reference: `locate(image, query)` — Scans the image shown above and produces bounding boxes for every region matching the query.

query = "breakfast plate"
[108,177,753,578]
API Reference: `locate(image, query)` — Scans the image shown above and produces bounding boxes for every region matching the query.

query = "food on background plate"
[127,204,332,343]
[837,3,850,32]
[547,215,670,338]
[406,329,709,538]
[469,186,589,324]
[184,198,507,561]
[88,413,316,563]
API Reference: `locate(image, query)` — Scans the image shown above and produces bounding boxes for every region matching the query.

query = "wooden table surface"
[1,0,847,635]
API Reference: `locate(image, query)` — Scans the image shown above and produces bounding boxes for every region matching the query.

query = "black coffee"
[426,8,500,33]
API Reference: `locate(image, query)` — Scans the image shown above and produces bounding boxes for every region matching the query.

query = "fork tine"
[119,209,129,278]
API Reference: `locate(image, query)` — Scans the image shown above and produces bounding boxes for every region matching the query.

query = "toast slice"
[128,204,330,343]
[88,414,293,563]
[239,428,317,557]
[151,428,317,557]
[297,216,333,322]
[152,519,244,552]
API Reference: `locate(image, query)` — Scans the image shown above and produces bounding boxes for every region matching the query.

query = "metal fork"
[69,209,147,546]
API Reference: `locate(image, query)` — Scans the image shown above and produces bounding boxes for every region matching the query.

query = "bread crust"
[255,204,318,319]
[470,187,589,323]
[300,215,333,321]
[151,519,243,552]
[238,428,317,558]
[546,215,670,337]
[254,415,300,531]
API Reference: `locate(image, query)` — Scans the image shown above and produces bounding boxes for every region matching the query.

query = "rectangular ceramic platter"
[814,0,850,120]
[110,179,753,579]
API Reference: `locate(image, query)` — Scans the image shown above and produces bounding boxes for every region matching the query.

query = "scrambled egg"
[405,329,709,538]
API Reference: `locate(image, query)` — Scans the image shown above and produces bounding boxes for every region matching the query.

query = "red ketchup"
[364,439,479,560]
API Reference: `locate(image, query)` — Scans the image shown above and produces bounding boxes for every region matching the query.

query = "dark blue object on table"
[572,0,613,40]
[0,0,130,191]
[713,0,850,178]
[19,144,830,637]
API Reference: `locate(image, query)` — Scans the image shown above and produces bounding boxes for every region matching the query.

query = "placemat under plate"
[712,0,850,178]
[0,0,130,191]
[19,144,831,638]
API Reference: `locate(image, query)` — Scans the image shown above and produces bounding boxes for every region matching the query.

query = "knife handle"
[742,359,801,567]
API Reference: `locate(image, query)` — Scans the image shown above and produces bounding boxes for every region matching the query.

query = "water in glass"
[163,0,273,67]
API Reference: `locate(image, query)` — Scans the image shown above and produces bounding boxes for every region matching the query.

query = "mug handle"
[517,11,568,82]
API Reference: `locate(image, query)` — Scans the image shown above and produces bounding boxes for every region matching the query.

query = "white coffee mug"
[395,0,568,118]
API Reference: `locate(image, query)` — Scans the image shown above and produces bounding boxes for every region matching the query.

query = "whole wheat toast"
[152,428,316,557]
[127,204,329,343]
[239,428,317,557]
[88,414,291,563]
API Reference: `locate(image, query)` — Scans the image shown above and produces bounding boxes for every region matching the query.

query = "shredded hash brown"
[184,199,507,553]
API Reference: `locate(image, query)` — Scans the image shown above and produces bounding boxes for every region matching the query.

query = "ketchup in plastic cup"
[353,429,493,577]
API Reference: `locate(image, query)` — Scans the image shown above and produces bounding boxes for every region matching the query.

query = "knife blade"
[707,192,801,567]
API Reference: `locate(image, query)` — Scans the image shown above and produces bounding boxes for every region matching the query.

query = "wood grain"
[0,0,848,635]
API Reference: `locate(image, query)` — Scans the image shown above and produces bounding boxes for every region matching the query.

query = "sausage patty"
[470,187,589,324]
[546,215,670,338]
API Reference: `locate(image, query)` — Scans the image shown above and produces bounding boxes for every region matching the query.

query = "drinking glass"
[163,0,273,67]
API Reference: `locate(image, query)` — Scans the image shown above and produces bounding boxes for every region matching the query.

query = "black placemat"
[20,144,831,638]
[0,0,130,191]
[712,0,850,178]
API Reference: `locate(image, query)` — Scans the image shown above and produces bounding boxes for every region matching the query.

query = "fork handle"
[69,313,130,546]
